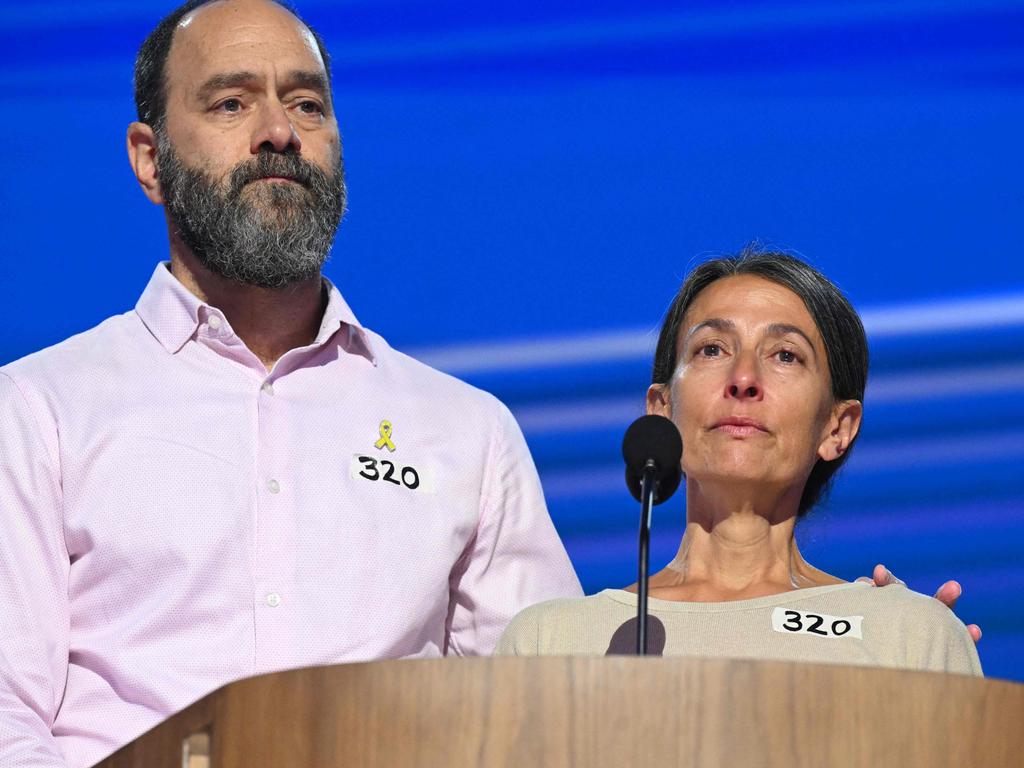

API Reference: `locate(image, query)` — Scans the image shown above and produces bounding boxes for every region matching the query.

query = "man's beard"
[157,133,347,290]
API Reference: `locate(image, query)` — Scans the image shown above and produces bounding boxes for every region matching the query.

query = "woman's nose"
[728,382,762,399]
[725,355,763,400]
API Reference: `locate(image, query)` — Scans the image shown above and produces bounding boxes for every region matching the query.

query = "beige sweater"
[496,582,982,676]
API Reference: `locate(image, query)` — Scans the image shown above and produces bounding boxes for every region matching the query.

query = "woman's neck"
[636,480,843,601]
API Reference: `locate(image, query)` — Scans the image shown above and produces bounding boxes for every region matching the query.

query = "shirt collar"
[316,275,378,364]
[135,262,377,364]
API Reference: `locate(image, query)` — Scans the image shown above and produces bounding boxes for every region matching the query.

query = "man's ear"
[646,383,672,419]
[127,122,164,205]
[817,399,863,461]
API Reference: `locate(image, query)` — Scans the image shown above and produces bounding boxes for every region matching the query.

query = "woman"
[498,248,981,675]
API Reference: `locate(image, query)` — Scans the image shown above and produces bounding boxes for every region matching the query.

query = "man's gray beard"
[157,133,347,290]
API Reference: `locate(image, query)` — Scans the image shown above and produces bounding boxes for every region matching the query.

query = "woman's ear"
[646,383,672,418]
[818,399,863,461]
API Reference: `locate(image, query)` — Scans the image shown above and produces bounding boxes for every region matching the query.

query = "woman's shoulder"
[504,591,627,631]
[806,582,967,634]
[495,591,629,656]
[829,583,983,676]
[848,582,959,619]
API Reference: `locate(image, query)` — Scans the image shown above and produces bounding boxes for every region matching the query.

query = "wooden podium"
[94,657,1024,767]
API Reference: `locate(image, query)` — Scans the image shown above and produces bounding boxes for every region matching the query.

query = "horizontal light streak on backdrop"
[408,290,1024,528]
[510,362,1024,434]
[571,499,1024,563]
[319,1,1021,67]
[4,5,1022,101]
[566,501,1024,613]
[411,291,1024,375]
[537,426,1024,501]
[1,0,1011,34]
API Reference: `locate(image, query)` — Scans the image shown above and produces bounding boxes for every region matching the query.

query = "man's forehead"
[178,0,302,32]
[169,0,325,86]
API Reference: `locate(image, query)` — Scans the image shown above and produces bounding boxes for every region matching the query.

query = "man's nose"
[251,101,301,154]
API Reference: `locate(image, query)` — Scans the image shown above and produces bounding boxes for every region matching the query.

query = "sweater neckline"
[599,581,876,613]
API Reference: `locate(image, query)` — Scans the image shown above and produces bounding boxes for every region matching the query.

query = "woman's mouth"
[711,417,768,436]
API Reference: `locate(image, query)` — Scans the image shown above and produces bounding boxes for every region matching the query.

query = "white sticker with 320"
[771,607,864,639]
[350,454,435,494]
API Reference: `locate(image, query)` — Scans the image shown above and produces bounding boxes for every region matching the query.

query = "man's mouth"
[251,175,301,184]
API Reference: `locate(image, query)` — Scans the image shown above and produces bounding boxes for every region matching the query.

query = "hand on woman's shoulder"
[863,584,983,677]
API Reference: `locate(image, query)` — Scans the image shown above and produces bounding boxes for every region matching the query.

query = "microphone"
[622,414,683,504]
[621,414,682,655]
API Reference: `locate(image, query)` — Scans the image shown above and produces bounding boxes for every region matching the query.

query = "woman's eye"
[699,344,721,357]
[776,349,798,363]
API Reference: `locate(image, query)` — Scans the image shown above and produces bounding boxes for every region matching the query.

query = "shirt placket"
[253,372,300,673]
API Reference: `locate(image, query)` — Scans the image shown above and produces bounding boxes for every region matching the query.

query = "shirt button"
[208,315,222,330]
[261,381,275,396]
[267,479,281,494]
[266,593,282,608]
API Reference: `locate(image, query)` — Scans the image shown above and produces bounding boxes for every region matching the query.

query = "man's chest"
[57,375,487,632]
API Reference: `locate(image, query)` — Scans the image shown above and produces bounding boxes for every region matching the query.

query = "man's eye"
[297,100,323,115]
[217,98,242,113]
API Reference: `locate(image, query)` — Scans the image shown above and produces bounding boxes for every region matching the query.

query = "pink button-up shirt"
[0,263,581,767]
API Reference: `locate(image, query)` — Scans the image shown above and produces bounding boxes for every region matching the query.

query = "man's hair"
[134,0,333,130]
[651,245,869,517]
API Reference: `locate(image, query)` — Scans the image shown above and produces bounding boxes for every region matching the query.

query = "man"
[0,1,977,766]
[0,2,582,765]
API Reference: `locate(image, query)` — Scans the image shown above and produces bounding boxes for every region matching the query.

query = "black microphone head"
[622,414,683,504]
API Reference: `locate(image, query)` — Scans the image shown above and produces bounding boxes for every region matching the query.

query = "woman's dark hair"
[652,245,869,516]
[134,0,332,130]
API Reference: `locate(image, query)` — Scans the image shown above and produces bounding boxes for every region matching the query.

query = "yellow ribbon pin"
[375,420,396,452]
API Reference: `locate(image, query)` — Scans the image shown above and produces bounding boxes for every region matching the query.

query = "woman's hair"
[651,245,869,516]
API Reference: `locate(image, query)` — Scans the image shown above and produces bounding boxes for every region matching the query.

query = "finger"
[872,563,896,587]
[855,564,890,586]
[877,565,906,587]
[967,624,982,644]
[933,580,963,609]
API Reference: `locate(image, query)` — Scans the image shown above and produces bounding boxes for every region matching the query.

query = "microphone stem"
[637,459,656,656]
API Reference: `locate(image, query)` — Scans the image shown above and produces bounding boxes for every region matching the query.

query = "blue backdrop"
[1,0,1022,680]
